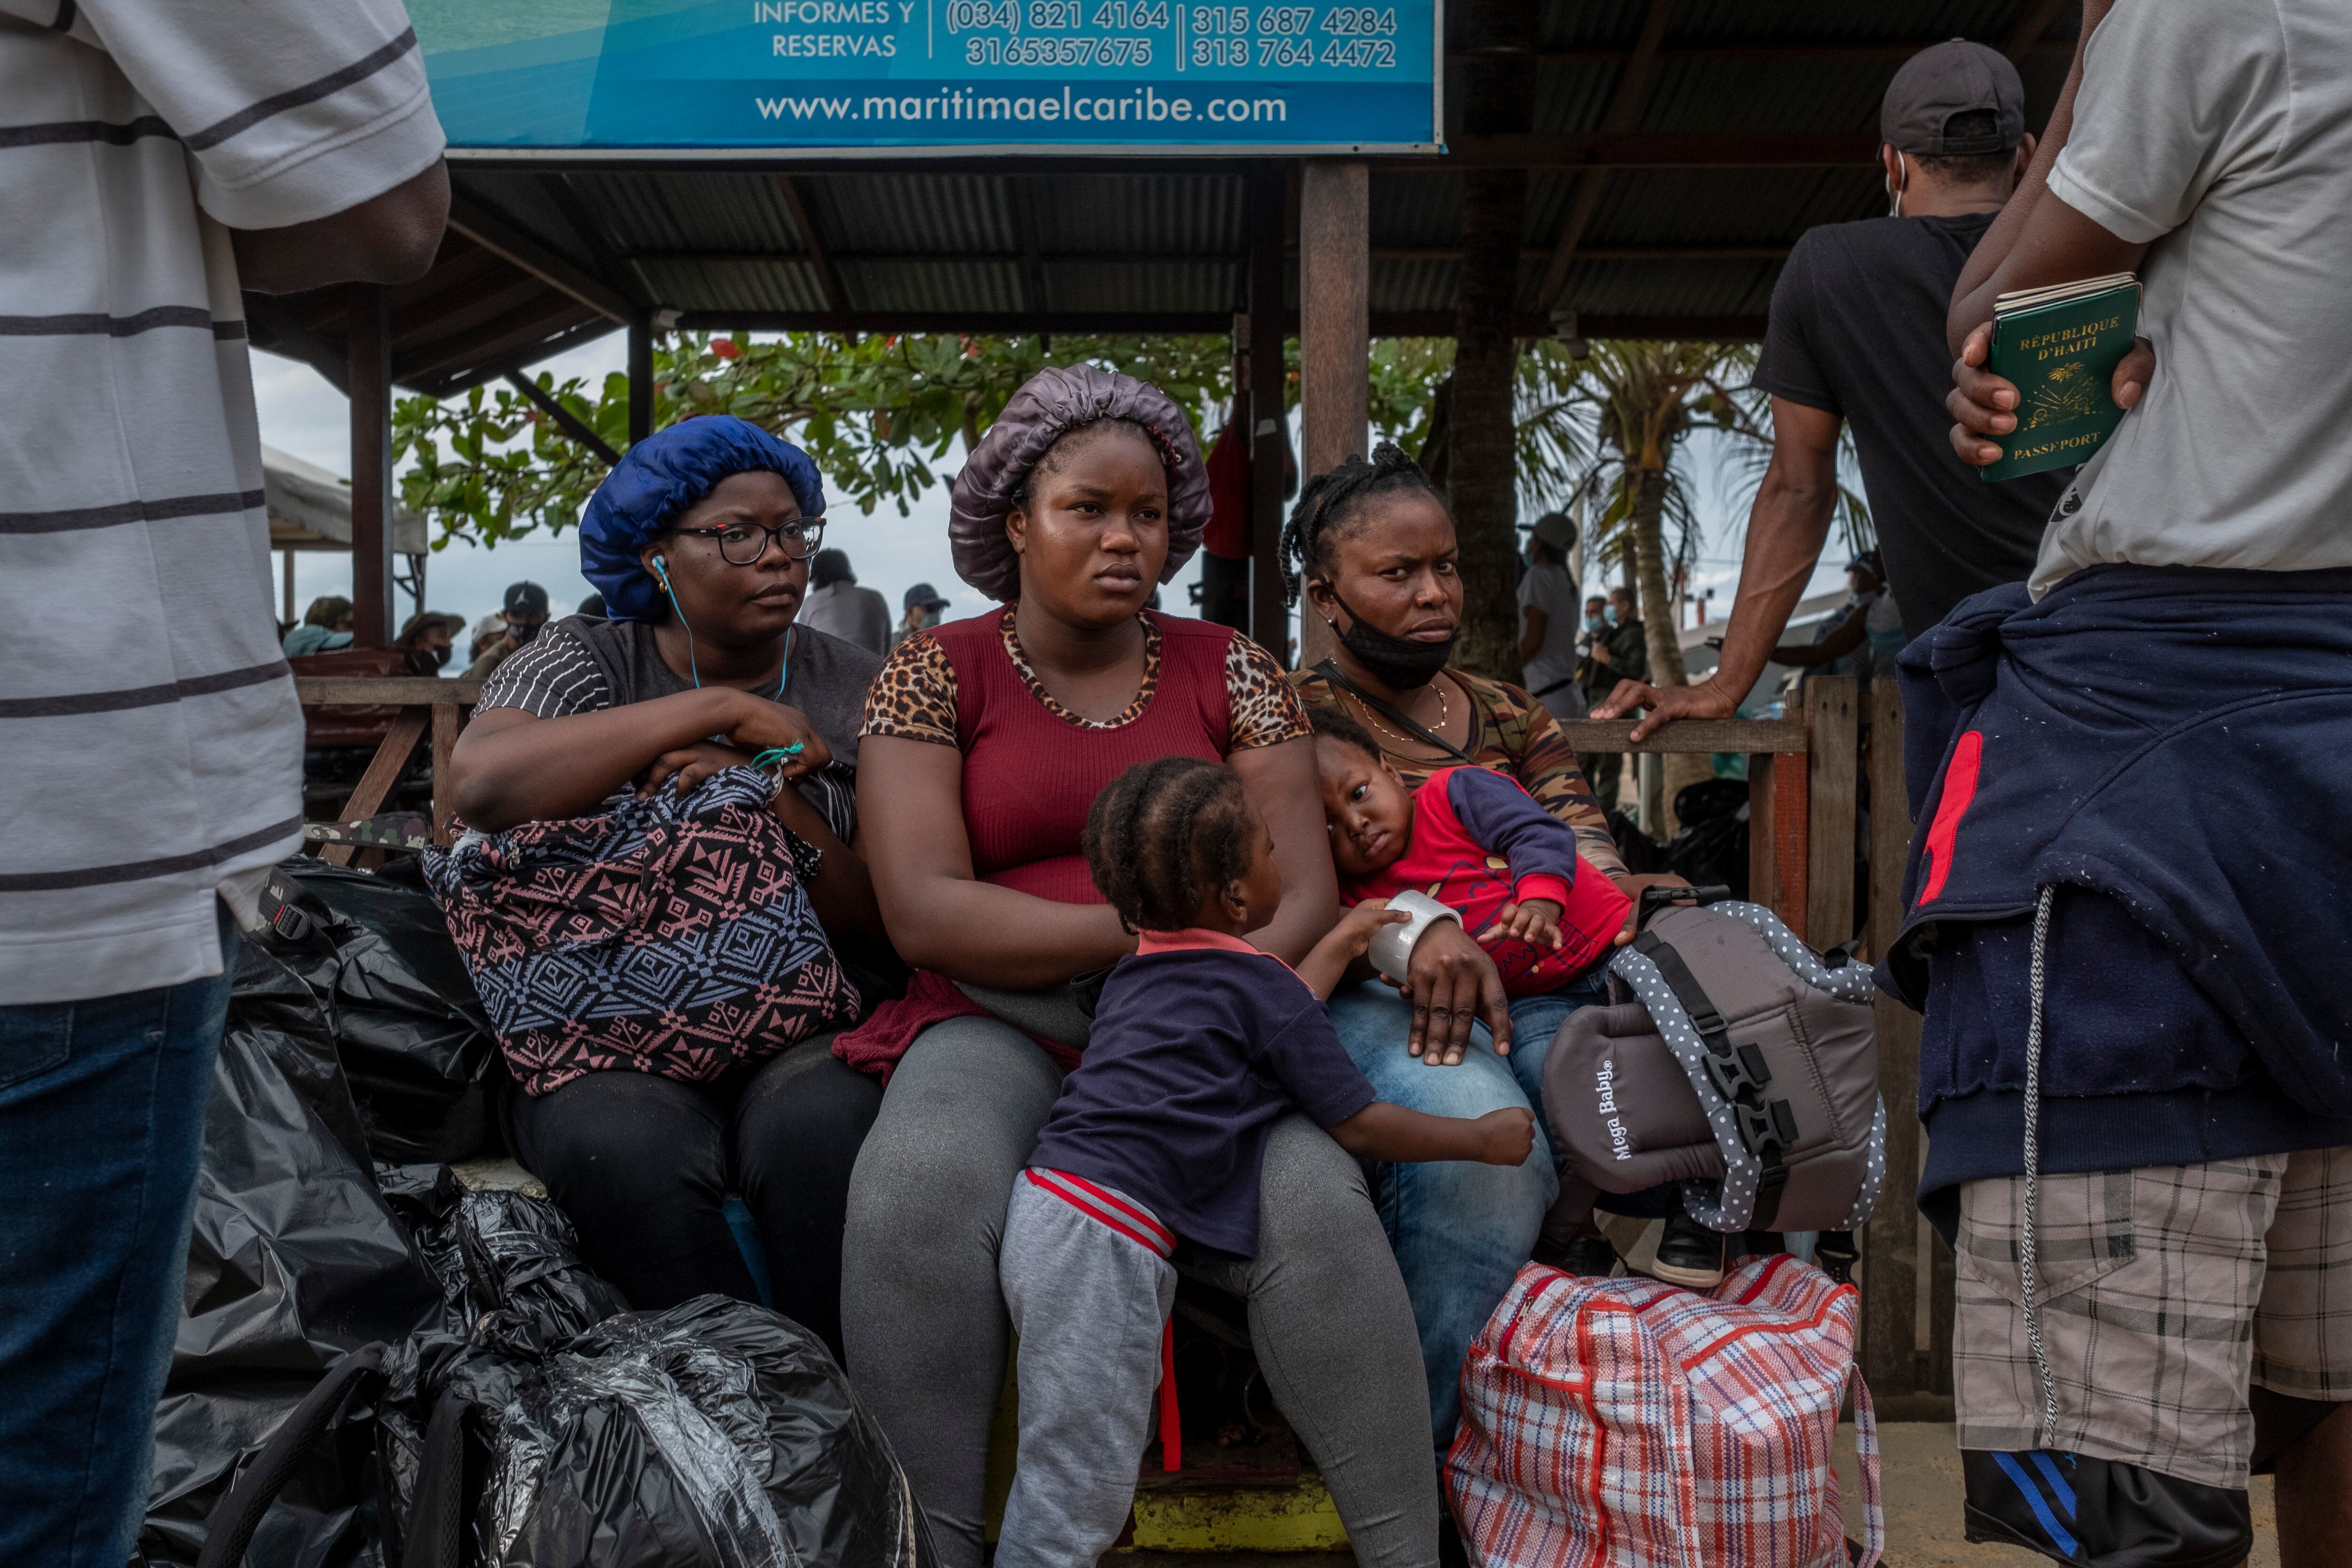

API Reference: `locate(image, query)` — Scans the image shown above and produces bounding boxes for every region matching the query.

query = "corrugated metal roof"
[381,0,2082,374]
[1031,175,1246,254]
[805,174,1017,254]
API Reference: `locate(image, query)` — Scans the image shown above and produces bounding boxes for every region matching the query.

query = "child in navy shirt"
[997,756,1535,1568]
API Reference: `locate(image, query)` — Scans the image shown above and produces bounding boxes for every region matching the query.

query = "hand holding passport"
[1947,275,2153,479]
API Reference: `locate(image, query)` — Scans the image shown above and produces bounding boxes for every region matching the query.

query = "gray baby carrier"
[1542,891,1886,1234]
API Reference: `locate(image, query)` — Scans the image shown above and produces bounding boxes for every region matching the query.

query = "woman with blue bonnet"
[443,414,890,1358]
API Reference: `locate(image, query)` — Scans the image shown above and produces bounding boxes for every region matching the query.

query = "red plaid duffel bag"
[1448,1256,1883,1568]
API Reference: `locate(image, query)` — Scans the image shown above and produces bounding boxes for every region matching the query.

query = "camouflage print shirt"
[1289,666,1628,882]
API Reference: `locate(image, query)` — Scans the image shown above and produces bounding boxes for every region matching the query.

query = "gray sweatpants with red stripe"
[997,1170,1179,1568]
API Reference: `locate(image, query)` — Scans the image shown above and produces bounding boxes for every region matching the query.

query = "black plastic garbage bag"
[210,1299,933,1568]
[270,857,501,1163]
[480,1298,930,1568]
[137,934,446,1568]
[377,1164,629,1353]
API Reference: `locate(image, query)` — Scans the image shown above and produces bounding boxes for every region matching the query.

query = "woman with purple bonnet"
[441,416,890,1360]
[835,366,1444,1568]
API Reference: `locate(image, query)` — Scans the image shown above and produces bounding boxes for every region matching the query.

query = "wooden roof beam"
[1381,130,1879,171]
[774,174,849,314]
[445,195,637,325]
[537,172,652,312]
[1535,0,1677,314]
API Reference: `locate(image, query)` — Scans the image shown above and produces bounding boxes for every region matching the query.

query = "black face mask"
[1327,586,1456,689]
[511,619,542,645]
[433,644,453,669]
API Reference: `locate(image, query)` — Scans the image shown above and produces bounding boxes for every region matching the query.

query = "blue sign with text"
[413,0,1440,153]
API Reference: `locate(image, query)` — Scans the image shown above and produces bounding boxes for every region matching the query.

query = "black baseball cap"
[502,581,550,620]
[1881,40,2025,156]
[903,582,948,613]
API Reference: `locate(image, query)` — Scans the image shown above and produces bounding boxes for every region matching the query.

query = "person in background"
[0,0,449,1561]
[892,581,950,650]
[1769,550,1904,680]
[1924,0,2352,1561]
[395,610,465,676]
[576,592,607,620]
[464,581,550,681]
[1517,510,1585,716]
[1576,587,1645,812]
[282,594,356,656]
[1596,40,2146,739]
[798,548,892,654]
[469,612,508,662]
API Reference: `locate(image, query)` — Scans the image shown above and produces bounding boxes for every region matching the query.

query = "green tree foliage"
[393,331,1239,548]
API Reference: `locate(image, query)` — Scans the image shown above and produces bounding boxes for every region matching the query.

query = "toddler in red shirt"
[1308,707,1631,991]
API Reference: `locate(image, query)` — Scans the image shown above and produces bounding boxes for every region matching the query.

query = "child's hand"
[1489,898,1564,951]
[1473,1106,1537,1167]
[1295,900,1412,1002]
[1333,899,1412,958]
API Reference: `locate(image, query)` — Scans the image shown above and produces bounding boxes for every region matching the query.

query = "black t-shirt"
[1753,212,2070,638]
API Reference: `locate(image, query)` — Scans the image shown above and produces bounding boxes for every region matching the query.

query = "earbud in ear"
[652,554,670,584]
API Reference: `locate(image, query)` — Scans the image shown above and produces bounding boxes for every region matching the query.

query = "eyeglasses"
[673,517,826,566]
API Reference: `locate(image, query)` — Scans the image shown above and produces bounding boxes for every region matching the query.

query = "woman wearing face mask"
[843,366,1440,1568]
[1286,444,1684,1450]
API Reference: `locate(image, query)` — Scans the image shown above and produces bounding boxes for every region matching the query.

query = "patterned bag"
[1449,1257,1883,1568]
[423,768,860,1097]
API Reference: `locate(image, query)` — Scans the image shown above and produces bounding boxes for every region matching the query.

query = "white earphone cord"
[653,557,789,699]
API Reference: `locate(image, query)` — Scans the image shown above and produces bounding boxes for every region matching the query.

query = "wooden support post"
[1863,677,1927,1395]
[431,700,465,846]
[1747,751,1810,938]
[347,283,394,649]
[1247,160,1291,660]
[281,549,296,627]
[1296,160,1367,669]
[320,707,430,866]
[628,319,655,448]
[1803,677,1859,951]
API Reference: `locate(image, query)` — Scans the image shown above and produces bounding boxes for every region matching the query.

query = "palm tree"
[1520,339,1870,834]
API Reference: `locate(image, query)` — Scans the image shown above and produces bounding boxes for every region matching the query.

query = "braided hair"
[1307,704,1383,763]
[1279,441,1449,605]
[1083,757,1258,932]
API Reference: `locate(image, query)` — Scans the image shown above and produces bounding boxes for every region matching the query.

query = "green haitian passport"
[1979,274,2141,482]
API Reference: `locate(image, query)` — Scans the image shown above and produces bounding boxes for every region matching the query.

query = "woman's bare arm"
[1228,735,1340,966]
[857,733,1133,987]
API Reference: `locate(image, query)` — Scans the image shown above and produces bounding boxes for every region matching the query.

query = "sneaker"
[1533,1231,1620,1277]
[1650,1207,1726,1289]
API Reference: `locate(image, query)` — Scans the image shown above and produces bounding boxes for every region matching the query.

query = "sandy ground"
[1835,1423,2279,1568]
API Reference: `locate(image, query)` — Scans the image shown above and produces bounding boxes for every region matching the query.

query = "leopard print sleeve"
[1224,634,1312,749]
[858,633,959,747]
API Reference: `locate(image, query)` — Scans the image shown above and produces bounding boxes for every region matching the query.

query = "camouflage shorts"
[1953,1146,2352,1489]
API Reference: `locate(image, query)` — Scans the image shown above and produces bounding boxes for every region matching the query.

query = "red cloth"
[1202,406,1252,560]
[830,970,1080,1087]
[1342,766,1631,997]
[834,608,1242,1079]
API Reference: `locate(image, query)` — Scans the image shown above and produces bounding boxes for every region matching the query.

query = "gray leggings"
[840,1015,1439,1568]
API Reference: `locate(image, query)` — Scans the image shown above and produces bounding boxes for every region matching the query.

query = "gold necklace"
[1350,678,1450,748]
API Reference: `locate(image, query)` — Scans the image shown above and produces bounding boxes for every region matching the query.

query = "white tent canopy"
[264,444,428,556]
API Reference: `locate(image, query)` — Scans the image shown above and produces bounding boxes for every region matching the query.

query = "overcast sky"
[257,334,1845,655]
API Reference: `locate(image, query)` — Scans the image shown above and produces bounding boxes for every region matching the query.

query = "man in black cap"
[465,581,550,681]
[1597,39,2087,733]
[890,581,949,651]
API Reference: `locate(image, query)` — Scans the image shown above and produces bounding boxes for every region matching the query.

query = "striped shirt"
[477,622,867,844]
[0,0,445,1003]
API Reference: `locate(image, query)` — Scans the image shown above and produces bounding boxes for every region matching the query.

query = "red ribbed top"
[932,608,1235,904]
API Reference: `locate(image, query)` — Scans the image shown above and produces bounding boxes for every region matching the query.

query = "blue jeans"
[0,909,235,1568]
[1327,971,1608,1444]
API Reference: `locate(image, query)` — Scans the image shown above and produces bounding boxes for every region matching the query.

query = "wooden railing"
[293,670,1942,1403]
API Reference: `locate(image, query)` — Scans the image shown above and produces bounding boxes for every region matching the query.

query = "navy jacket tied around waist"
[1878,563,2352,1121]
